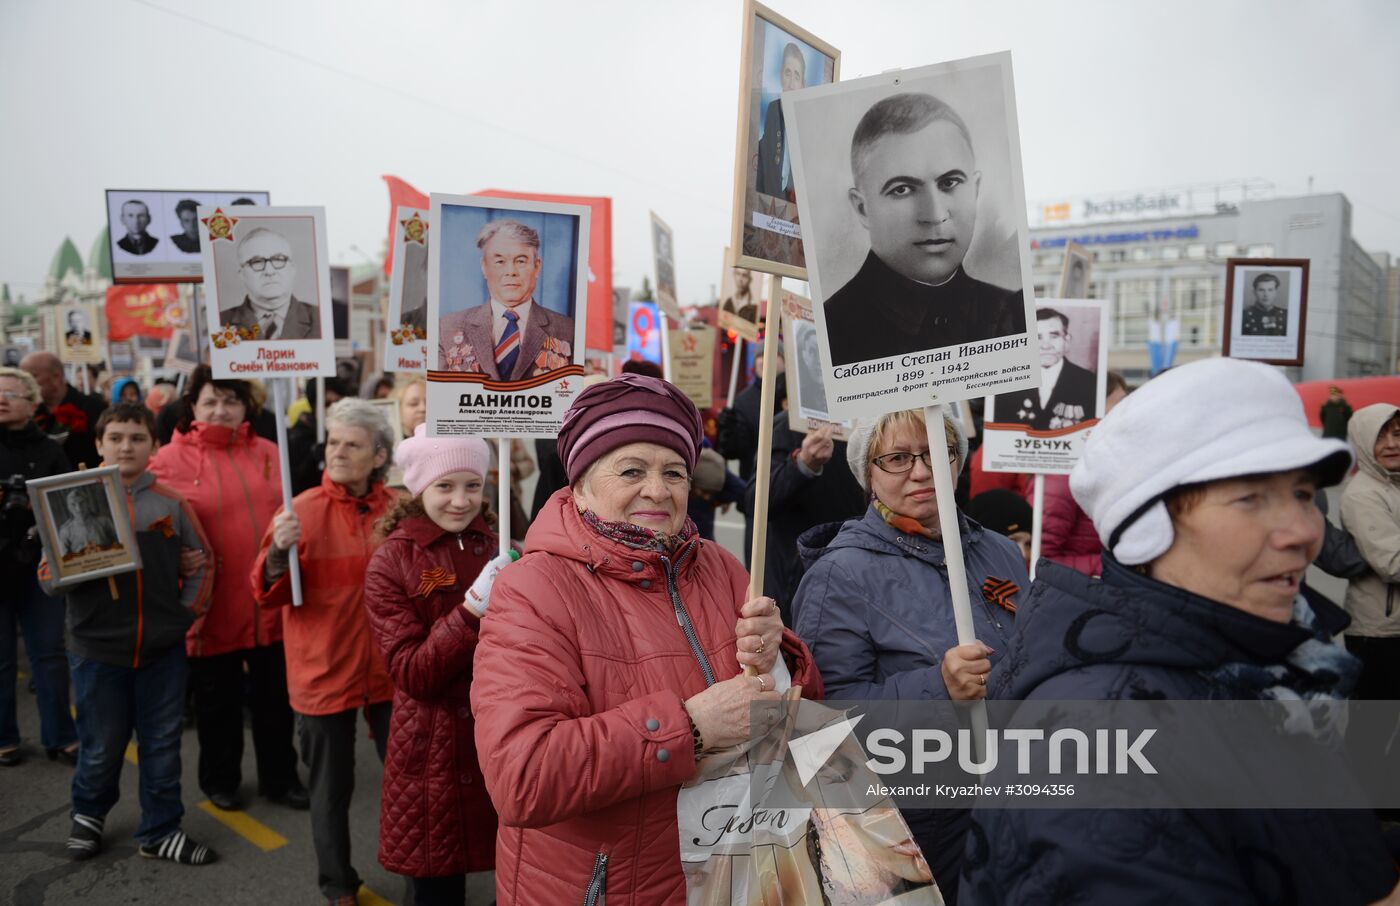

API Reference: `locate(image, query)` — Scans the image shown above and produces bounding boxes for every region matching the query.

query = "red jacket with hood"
[364,512,499,878]
[471,489,823,906]
[250,472,397,715]
[149,421,284,657]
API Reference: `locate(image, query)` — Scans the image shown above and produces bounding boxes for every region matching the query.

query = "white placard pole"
[726,336,743,407]
[1030,473,1045,580]
[315,378,326,445]
[925,403,989,752]
[271,378,304,607]
[660,315,673,382]
[497,437,511,558]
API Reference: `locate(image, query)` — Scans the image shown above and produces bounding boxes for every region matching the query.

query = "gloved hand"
[462,550,520,617]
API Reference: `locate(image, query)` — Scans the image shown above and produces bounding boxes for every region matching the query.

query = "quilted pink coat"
[364,513,498,877]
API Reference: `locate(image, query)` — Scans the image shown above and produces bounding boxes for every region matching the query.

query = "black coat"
[824,253,1025,366]
[0,422,70,576]
[34,384,106,470]
[744,412,865,622]
[962,558,1398,905]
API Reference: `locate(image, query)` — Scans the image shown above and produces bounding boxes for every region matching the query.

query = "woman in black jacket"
[0,367,77,767]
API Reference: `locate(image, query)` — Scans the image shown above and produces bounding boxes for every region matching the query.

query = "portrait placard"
[627,300,663,368]
[330,265,352,358]
[57,303,103,365]
[728,1,839,279]
[611,285,631,360]
[364,397,406,488]
[1059,242,1092,299]
[666,323,717,409]
[717,248,764,342]
[197,205,335,380]
[28,466,142,589]
[426,193,590,438]
[384,206,430,373]
[780,288,850,440]
[1222,258,1309,366]
[105,189,269,284]
[784,52,1037,418]
[650,212,679,320]
[982,299,1109,474]
[163,327,199,375]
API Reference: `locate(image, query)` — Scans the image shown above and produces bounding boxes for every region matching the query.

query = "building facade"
[1028,188,1397,383]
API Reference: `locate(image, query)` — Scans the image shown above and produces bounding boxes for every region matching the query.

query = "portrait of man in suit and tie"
[116,199,159,256]
[437,219,576,381]
[218,227,322,340]
[992,306,1098,431]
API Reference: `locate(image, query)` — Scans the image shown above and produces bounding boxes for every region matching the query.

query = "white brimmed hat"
[1069,357,1352,566]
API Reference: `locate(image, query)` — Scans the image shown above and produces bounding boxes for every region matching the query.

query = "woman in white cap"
[962,357,1397,905]
[791,407,1027,905]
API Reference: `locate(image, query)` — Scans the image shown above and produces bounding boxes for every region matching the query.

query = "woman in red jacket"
[364,427,512,906]
[471,374,823,906]
[251,398,400,905]
[148,365,304,813]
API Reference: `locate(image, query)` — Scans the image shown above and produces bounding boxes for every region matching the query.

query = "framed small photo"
[779,287,850,440]
[198,205,335,379]
[163,326,200,375]
[385,206,430,373]
[426,193,590,438]
[57,302,103,365]
[717,248,764,342]
[106,189,269,284]
[330,265,352,359]
[650,212,679,319]
[728,0,839,279]
[1059,242,1092,299]
[28,467,142,590]
[1223,258,1309,366]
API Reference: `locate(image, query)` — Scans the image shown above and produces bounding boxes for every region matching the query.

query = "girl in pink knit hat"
[362,425,515,903]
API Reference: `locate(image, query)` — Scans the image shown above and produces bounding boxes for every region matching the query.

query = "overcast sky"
[3,0,1398,304]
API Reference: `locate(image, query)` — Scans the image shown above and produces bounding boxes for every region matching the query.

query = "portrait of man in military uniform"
[822,92,1026,366]
[756,42,804,201]
[1241,272,1288,336]
[992,306,1097,430]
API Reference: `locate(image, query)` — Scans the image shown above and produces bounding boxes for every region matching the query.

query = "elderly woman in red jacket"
[471,374,823,906]
[364,427,513,906]
[251,398,399,906]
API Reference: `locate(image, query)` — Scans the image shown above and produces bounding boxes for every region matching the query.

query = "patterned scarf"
[1206,593,1361,737]
[578,507,698,553]
[873,499,941,540]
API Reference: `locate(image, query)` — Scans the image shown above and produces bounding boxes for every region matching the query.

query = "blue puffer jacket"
[793,505,1026,905]
[962,558,1398,906]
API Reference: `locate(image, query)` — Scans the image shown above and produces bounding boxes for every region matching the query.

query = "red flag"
[475,190,613,353]
[382,175,430,278]
[104,284,181,341]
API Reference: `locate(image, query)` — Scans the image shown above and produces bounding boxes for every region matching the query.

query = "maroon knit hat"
[556,374,703,484]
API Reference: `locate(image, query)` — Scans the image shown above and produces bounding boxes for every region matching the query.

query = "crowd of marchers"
[2,349,1398,905]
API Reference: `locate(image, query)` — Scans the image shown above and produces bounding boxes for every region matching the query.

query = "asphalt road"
[0,694,413,906]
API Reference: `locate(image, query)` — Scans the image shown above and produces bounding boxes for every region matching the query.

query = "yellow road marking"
[360,887,396,906]
[196,800,289,852]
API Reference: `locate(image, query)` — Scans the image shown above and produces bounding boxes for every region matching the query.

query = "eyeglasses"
[0,390,32,402]
[871,449,956,474]
[241,255,290,272]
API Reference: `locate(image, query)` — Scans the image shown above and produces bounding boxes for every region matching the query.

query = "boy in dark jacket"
[40,404,218,866]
